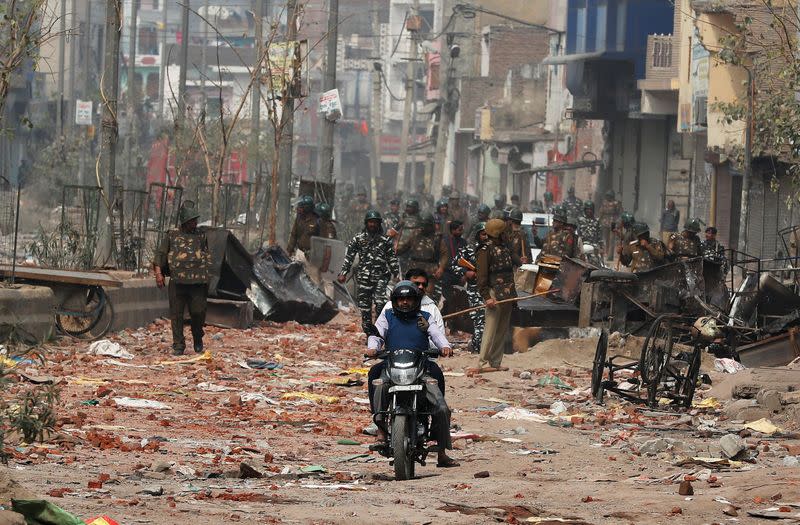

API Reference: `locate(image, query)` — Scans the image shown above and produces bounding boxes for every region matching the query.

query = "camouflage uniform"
[319,218,337,239]
[539,229,579,260]
[476,227,516,368]
[669,233,701,259]
[397,226,442,303]
[153,224,210,354]
[620,238,666,273]
[287,212,320,255]
[383,210,402,233]
[562,196,583,220]
[503,228,530,266]
[701,239,728,275]
[340,230,400,329]
[577,215,602,247]
[450,239,485,352]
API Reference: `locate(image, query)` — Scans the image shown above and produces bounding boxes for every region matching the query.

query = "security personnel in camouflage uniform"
[599,190,622,260]
[315,203,337,239]
[346,189,371,238]
[614,211,637,261]
[287,195,320,256]
[562,187,583,219]
[577,201,602,249]
[701,226,728,275]
[436,220,468,313]
[338,211,400,332]
[448,190,469,226]
[467,204,491,241]
[476,219,516,370]
[620,222,666,273]
[490,194,506,219]
[153,203,210,356]
[535,208,579,261]
[433,198,449,235]
[503,208,530,265]
[668,218,702,260]
[450,222,487,353]
[383,198,402,233]
[397,213,442,302]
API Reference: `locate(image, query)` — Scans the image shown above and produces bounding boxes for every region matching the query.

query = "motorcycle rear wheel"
[392,415,415,480]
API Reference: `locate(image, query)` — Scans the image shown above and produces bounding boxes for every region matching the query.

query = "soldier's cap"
[179,204,200,224]
[485,218,506,238]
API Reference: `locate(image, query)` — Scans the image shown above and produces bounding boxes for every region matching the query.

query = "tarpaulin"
[11,499,84,525]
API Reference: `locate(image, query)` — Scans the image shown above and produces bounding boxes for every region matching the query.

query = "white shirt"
[368,304,451,351]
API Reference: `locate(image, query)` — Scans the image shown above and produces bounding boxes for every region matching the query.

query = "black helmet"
[364,210,382,223]
[621,212,635,227]
[421,213,435,227]
[493,194,504,204]
[477,204,491,216]
[390,280,421,320]
[436,198,449,209]
[473,221,487,241]
[315,202,332,219]
[390,197,400,205]
[584,201,595,211]
[405,199,419,211]
[605,189,615,199]
[509,208,523,223]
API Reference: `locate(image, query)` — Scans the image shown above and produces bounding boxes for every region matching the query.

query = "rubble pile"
[0,327,799,523]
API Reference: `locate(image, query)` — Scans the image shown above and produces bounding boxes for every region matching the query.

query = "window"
[139,26,158,55]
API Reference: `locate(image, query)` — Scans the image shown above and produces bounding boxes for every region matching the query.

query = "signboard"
[319,89,342,121]
[75,100,93,125]
[263,40,310,99]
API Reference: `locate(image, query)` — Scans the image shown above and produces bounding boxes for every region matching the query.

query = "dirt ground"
[1,316,800,525]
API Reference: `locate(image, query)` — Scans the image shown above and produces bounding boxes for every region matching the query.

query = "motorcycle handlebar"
[364,349,440,360]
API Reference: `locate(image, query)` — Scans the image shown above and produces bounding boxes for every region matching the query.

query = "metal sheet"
[0,265,123,287]
[250,246,337,324]
[738,331,800,368]
[309,237,346,282]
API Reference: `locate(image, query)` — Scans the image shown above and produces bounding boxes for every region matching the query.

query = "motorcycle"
[368,347,440,480]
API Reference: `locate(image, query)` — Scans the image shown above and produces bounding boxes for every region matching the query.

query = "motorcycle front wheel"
[392,414,415,480]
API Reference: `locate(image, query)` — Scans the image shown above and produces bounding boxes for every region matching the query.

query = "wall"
[481,26,551,78]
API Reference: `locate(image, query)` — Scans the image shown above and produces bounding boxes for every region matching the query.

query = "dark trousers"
[168,280,207,351]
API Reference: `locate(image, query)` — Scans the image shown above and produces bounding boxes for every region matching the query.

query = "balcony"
[638,34,679,115]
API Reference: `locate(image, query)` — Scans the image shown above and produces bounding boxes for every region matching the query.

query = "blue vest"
[385,309,431,352]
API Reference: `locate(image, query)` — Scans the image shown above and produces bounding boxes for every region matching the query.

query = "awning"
[513,159,604,175]
[543,51,629,65]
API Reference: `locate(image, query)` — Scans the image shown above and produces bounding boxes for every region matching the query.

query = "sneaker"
[363,422,378,436]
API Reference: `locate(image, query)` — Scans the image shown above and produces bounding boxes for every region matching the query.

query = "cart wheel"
[680,347,702,408]
[640,316,673,385]
[592,329,608,399]
[56,286,115,340]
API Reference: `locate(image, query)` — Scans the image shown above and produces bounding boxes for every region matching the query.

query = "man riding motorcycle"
[366,281,458,468]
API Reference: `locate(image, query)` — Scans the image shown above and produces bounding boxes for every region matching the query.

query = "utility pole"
[369,9,382,206]
[157,0,167,119]
[126,0,139,187]
[68,0,77,126]
[177,0,190,120]
[432,43,457,197]
[395,0,418,194]
[274,0,298,246]
[249,0,265,244]
[200,0,209,108]
[318,0,338,184]
[738,68,754,255]
[100,0,122,258]
[57,0,67,134]
[79,0,93,186]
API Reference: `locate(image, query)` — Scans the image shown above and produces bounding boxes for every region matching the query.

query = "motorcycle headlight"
[389,367,417,386]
